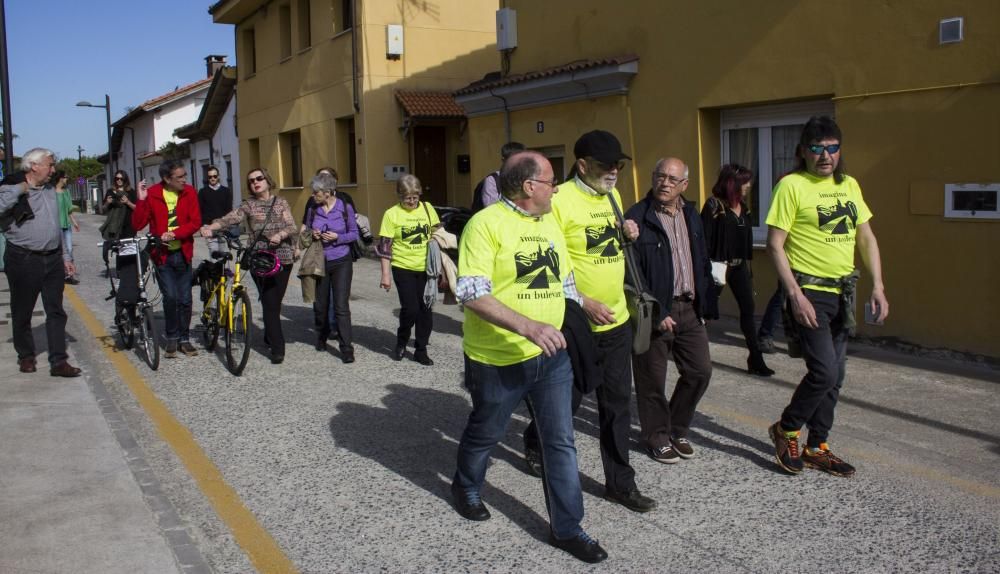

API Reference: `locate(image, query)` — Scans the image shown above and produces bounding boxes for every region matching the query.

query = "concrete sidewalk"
[0,270,198,574]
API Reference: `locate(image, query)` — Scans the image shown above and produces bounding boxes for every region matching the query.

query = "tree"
[158,141,189,161]
[57,156,105,180]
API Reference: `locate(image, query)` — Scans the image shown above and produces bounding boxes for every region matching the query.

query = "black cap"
[573,130,631,164]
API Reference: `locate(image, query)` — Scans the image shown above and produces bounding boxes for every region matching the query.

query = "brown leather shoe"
[49,361,82,378]
[19,358,37,373]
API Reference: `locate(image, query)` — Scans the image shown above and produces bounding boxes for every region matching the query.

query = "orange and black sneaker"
[768,422,804,474]
[802,443,856,477]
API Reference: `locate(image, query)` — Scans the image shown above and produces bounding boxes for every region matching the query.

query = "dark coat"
[624,191,712,322]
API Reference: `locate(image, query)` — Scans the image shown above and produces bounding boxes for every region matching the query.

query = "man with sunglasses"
[765,115,889,478]
[198,166,232,254]
[528,130,657,513]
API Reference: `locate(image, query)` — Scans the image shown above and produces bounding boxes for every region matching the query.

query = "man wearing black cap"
[540,129,657,512]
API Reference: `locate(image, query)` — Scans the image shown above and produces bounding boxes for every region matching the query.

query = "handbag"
[244,197,282,278]
[711,261,728,286]
[607,194,661,355]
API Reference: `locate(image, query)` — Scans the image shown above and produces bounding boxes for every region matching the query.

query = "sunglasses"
[806,143,841,155]
[249,175,268,183]
[114,176,124,181]
[208,174,219,179]
[592,159,626,172]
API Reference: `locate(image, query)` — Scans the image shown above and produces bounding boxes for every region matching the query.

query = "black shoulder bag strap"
[605,193,649,293]
[245,197,278,264]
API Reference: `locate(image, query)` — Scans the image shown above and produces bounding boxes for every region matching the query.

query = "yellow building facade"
[211,0,498,229]
[456,1,999,357]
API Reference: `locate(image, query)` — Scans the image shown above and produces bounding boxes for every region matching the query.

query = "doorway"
[413,126,448,207]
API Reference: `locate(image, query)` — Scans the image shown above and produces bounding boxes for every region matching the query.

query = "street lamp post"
[75,94,113,184]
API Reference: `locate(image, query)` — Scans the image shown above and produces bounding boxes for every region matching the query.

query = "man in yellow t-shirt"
[765,116,889,478]
[526,130,656,513]
[452,152,607,564]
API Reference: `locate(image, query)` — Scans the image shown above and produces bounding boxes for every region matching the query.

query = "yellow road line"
[65,288,298,574]
[700,403,1000,500]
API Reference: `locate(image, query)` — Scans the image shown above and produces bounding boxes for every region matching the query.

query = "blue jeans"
[61,228,74,263]
[156,250,193,342]
[454,351,584,539]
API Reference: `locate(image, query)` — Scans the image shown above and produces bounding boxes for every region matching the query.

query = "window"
[279,4,292,60]
[335,116,357,183]
[280,130,303,187]
[297,0,311,50]
[247,138,261,174]
[721,100,834,243]
[944,184,1000,220]
[224,156,233,190]
[332,0,353,34]
[241,28,256,76]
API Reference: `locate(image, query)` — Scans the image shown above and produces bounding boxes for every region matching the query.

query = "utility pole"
[0,0,15,177]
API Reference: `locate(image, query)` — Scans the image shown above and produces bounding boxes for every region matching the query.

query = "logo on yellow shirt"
[817,200,859,235]
[585,223,620,257]
[515,243,562,289]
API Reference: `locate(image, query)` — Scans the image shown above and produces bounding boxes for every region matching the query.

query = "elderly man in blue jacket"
[624,157,713,465]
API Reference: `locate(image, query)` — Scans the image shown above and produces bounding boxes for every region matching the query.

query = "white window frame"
[721,100,834,244]
[944,183,1000,220]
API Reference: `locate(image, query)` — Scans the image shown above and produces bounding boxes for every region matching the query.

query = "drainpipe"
[351,0,359,112]
[489,88,511,143]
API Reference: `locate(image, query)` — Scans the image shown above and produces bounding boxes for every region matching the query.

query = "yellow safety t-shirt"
[459,203,571,366]
[551,179,629,332]
[765,171,872,293]
[163,189,182,251]
[379,202,440,272]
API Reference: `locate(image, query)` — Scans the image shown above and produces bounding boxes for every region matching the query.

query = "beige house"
[210,0,499,225]
[454,0,1000,358]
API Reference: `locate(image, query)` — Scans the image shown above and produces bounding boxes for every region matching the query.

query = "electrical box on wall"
[387,24,403,59]
[384,164,408,181]
[496,8,517,51]
[457,155,471,174]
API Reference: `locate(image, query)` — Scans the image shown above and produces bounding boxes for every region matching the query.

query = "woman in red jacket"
[131,160,202,359]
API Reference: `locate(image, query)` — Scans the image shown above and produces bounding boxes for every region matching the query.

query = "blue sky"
[3,0,235,161]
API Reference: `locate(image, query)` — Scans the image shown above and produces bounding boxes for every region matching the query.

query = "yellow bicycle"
[197,233,253,375]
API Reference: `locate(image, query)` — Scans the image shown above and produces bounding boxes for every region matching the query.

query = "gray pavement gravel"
[3,214,998,573]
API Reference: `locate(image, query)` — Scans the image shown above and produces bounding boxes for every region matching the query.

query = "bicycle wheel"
[115,301,135,349]
[138,306,160,371]
[201,289,221,351]
[224,288,252,376]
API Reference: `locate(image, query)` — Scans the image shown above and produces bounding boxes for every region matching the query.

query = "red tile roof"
[395,91,466,119]
[454,54,639,96]
[141,77,213,110]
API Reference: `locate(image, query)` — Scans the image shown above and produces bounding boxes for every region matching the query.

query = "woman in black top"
[702,164,774,376]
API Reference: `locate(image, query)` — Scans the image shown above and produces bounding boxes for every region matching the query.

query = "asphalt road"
[7,214,999,573]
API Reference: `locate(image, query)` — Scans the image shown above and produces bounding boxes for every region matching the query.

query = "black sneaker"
[648,444,681,464]
[524,446,543,477]
[758,336,777,354]
[801,443,856,477]
[549,531,608,564]
[671,437,695,459]
[392,343,406,361]
[604,488,657,513]
[450,483,490,521]
[768,421,804,474]
[164,340,178,359]
[413,351,434,366]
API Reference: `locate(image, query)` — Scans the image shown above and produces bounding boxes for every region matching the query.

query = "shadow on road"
[328,383,610,541]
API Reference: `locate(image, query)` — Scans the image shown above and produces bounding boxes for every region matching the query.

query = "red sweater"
[131,182,202,264]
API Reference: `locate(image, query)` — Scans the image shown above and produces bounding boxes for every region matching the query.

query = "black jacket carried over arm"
[623,191,712,322]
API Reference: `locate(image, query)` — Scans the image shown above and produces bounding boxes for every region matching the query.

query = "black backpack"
[470,172,498,213]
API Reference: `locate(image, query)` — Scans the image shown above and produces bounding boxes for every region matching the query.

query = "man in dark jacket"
[624,157,713,464]
[197,165,232,254]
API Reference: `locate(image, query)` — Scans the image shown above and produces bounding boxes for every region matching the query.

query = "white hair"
[21,148,55,171]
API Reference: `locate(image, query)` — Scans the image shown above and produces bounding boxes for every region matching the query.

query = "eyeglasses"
[653,172,688,186]
[527,178,559,189]
[249,175,268,183]
[400,194,421,202]
[592,159,626,172]
[806,143,841,155]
